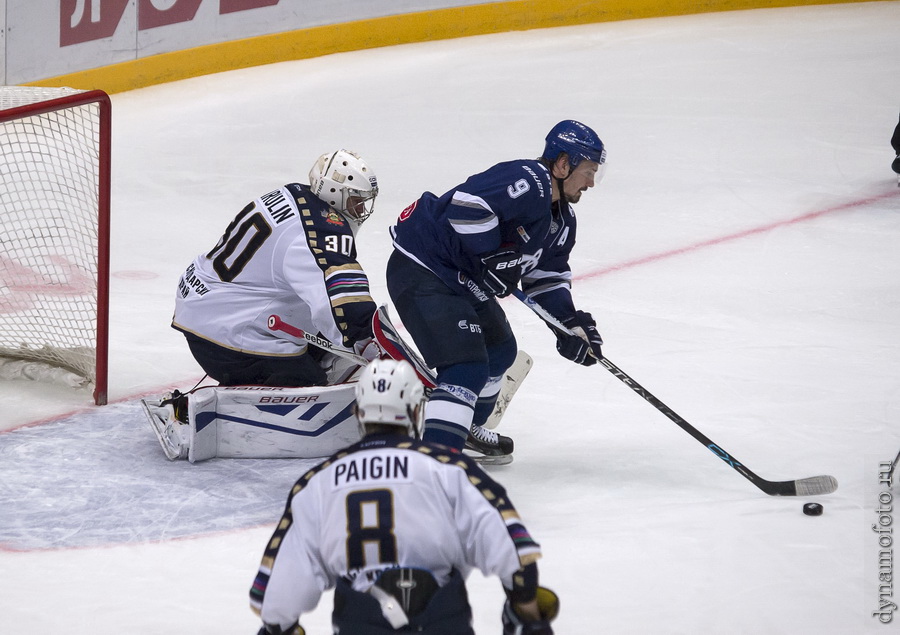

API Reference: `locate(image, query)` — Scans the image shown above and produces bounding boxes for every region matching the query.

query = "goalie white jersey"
[172,183,376,357]
[249,435,542,629]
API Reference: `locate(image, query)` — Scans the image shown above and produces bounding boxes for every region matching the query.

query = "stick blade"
[793,475,839,496]
[764,474,838,496]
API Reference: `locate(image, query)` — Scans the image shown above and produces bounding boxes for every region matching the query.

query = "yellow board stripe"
[28,0,878,94]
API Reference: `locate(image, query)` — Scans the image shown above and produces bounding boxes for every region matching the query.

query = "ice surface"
[2,3,899,633]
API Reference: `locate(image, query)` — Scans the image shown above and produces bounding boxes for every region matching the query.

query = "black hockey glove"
[258,623,304,635]
[502,587,559,635]
[479,247,523,298]
[555,310,603,366]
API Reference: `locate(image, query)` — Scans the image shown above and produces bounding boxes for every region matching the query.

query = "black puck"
[803,502,823,516]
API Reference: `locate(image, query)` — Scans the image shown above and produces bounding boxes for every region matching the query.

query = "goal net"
[0,87,110,405]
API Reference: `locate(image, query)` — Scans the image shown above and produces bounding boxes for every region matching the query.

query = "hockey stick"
[888,446,900,487]
[511,289,838,497]
[267,315,368,365]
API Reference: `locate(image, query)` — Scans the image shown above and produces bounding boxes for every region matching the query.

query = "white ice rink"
[2,2,900,632]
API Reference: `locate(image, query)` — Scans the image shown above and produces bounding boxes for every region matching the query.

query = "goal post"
[0,87,111,405]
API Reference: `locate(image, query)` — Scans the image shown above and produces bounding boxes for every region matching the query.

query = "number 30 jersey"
[172,183,376,356]
[249,435,542,629]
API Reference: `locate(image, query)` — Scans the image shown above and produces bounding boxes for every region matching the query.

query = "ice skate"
[141,391,190,460]
[465,423,514,466]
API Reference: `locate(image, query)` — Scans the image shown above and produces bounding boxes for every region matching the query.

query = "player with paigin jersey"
[386,120,607,463]
[249,359,559,634]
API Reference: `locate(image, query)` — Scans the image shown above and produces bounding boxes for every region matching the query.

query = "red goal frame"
[0,89,111,405]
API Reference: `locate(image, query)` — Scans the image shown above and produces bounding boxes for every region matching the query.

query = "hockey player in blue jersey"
[386,120,607,463]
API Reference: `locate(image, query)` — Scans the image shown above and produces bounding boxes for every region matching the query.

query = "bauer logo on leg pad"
[147,385,364,462]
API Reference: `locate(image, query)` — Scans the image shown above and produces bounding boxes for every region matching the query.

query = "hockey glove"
[257,623,305,635]
[479,247,523,298]
[353,337,382,362]
[502,587,560,635]
[555,310,603,366]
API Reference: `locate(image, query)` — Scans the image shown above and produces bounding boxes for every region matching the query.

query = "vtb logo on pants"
[457,320,482,333]
[60,0,280,46]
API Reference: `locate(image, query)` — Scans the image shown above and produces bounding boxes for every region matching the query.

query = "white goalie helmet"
[355,359,425,438]
[309,149,379,227]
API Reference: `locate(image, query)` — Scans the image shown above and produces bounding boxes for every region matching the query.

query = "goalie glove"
[353,337,382,362]
[479,247,523,298]
[555,310,603,366]
[502,587,560,635]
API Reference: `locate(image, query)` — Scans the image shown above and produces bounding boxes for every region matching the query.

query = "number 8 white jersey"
[249,435,542,629]
[172,183,376,356]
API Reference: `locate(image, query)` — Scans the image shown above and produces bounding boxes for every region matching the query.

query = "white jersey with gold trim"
[249,435,541,629]
[172,183,376,356]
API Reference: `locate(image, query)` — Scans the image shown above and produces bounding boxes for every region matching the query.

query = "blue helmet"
[542,120,606,169]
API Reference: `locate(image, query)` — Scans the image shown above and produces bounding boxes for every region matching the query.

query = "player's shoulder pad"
[286,183,351,233]
[401,439,516,507]
[357,436,495,476]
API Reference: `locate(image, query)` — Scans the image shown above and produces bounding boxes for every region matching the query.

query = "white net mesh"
[0,86,105,384]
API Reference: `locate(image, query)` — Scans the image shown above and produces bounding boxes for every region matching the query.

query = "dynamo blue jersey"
[390,159,579,319]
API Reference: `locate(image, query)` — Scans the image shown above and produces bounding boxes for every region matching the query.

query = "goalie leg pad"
[143,384,362,462]
[484,350,533,430]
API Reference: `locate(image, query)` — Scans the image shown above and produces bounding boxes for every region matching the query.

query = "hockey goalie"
[144,150,382,462]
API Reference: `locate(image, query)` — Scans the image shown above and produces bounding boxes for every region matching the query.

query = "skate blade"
[464,450,514,466]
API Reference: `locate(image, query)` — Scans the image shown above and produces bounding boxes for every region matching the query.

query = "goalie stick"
[511,289,838,497]
[267,315,367,365]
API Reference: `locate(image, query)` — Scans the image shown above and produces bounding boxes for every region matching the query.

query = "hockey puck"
[803,502,824,516]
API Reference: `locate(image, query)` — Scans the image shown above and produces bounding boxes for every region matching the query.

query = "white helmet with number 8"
[354,359,424,438]
[309,149,379,228]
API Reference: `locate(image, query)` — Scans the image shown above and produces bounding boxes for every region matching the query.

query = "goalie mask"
[309,149,379,228]
[355,359,424,438]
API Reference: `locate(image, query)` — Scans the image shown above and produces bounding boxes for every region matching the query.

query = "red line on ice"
[576,189,900,281]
